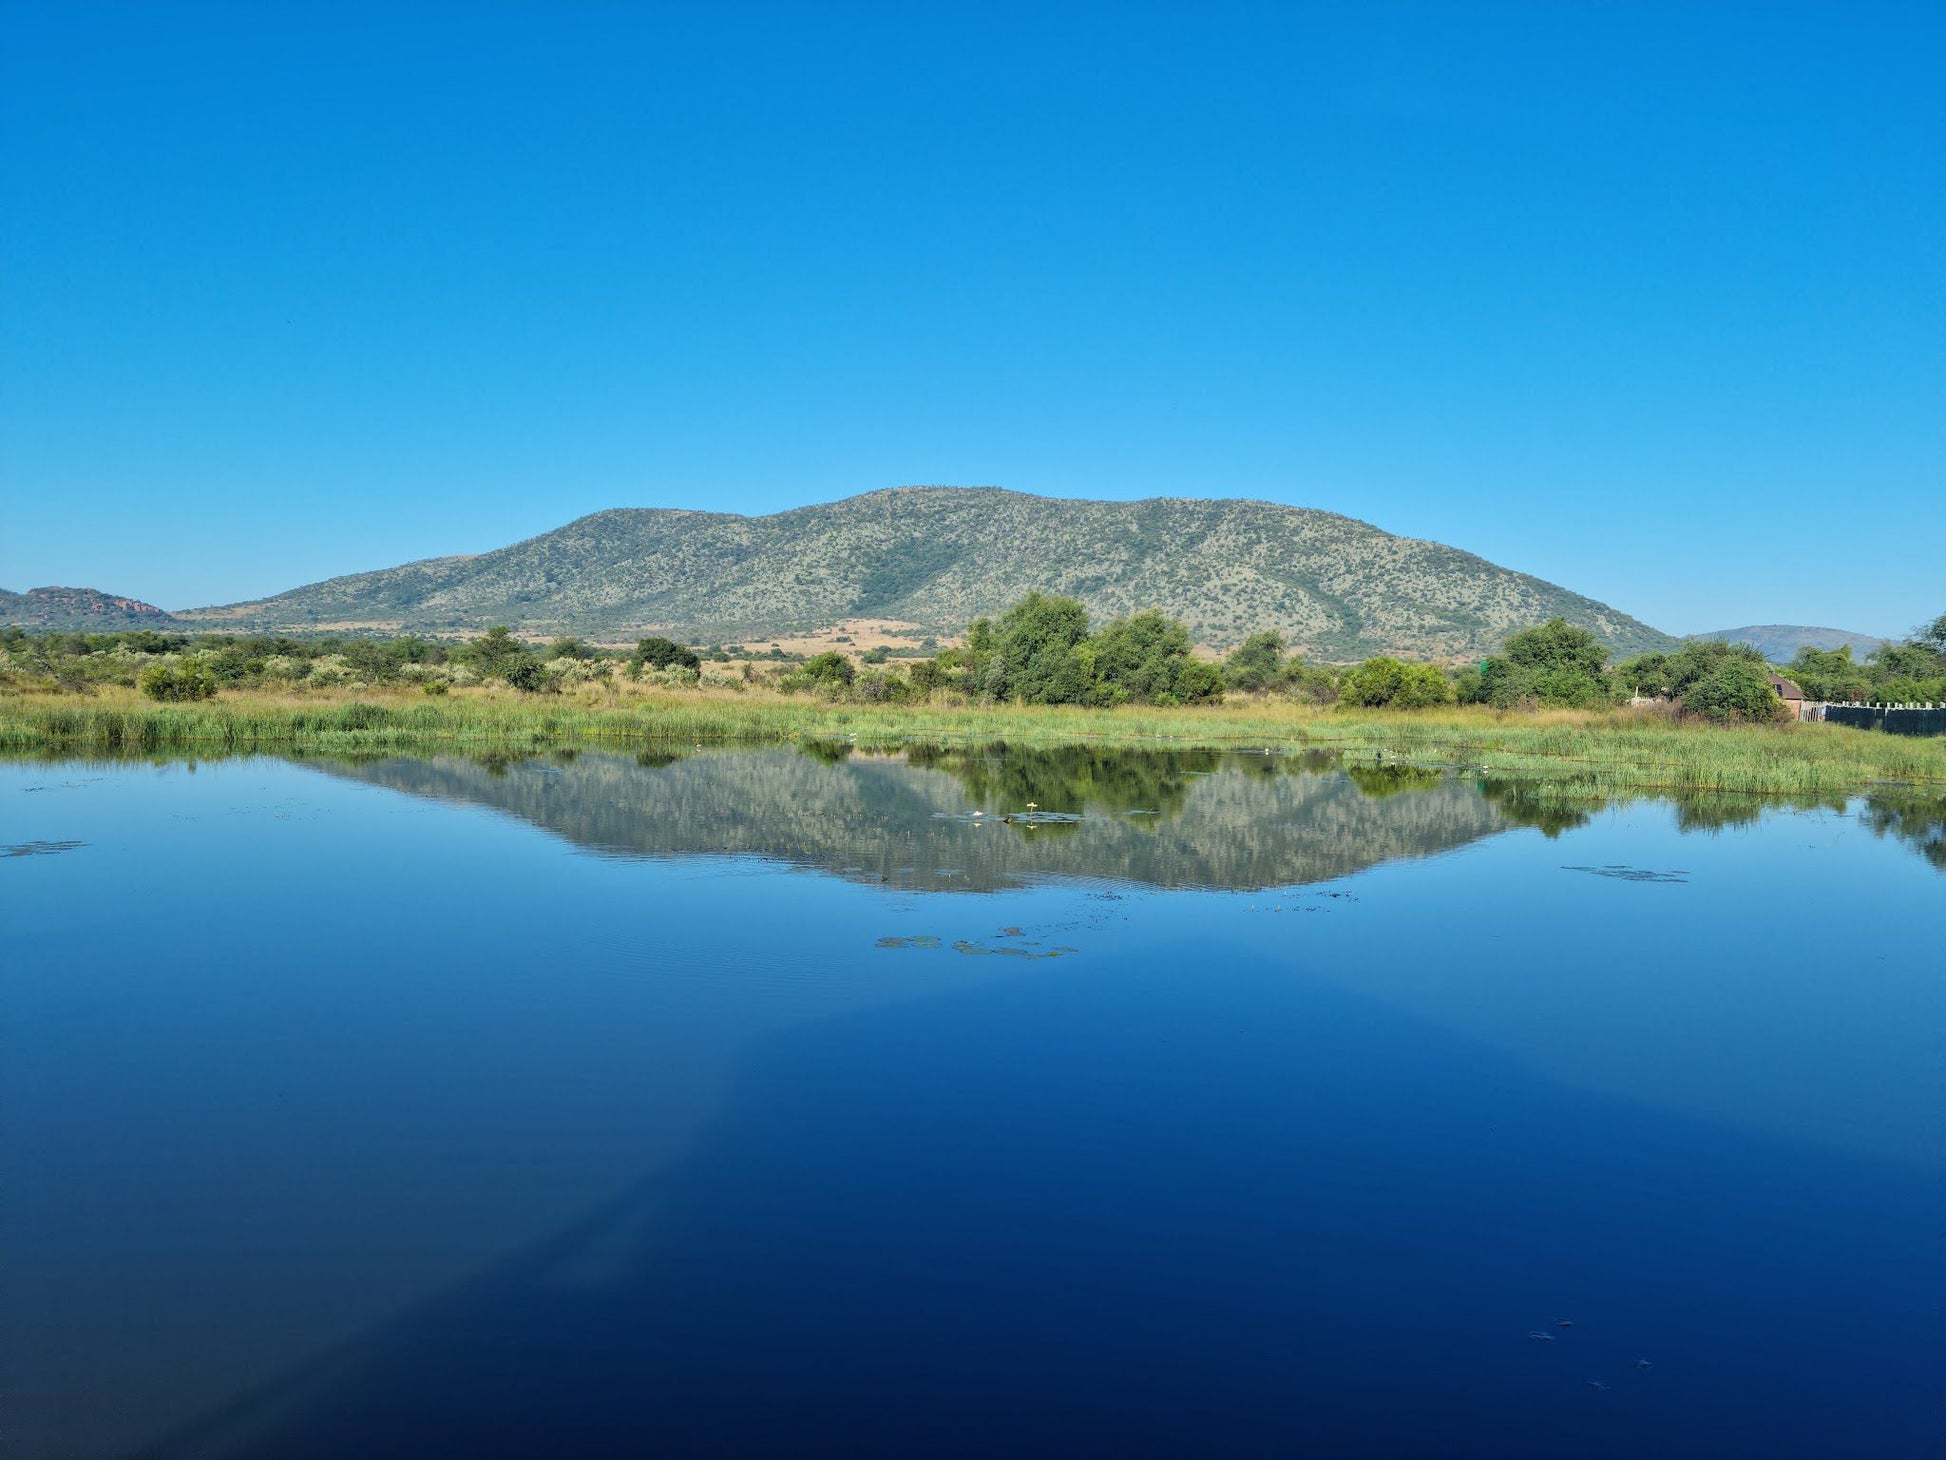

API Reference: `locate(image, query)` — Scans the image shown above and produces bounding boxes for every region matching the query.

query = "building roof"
[1768,674,1805,700]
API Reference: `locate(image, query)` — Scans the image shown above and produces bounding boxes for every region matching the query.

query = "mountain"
[1694,625,1889,662]
[0,586,183,633]
[180,487,1677,660]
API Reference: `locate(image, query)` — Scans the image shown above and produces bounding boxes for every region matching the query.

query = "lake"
[4,746,1941,1458]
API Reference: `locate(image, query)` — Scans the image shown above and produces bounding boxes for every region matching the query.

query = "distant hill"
[0,586,183,633]
[179,487,1675,661]
[1694,625,1888,662]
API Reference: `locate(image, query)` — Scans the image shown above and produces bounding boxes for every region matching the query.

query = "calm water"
[4,747,1941,1458]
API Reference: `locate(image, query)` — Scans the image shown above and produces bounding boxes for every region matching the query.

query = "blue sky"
[3,2,1940,636]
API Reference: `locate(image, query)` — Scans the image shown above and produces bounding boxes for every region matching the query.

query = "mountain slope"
[0,586,183,633]
[182,487,1676,659]
[1694,625,1888,662]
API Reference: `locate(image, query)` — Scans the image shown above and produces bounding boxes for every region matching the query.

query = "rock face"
[179,486,1676,659]
[0,586,182,633]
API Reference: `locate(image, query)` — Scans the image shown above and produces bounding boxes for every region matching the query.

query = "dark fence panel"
[1818,705,1946,738]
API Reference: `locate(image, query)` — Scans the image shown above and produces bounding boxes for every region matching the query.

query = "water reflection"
[315,746,1517,891]
[310,744,1946,882]
[6,750,1942,1459]
[1858,787,1946,869]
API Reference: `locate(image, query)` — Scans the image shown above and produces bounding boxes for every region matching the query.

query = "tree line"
[5,603,1941,720]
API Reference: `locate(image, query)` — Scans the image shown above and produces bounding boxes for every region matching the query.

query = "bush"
[1338,657,1455,709]
[138,660,219,702]
[1284,656,1340,704]
[1679,657,1786,723]
[801,651,856,687]
[633,636,700,672]
[503,659,552,693]
[1088,610,1220,706]
[1224,631,1286,693]
[1479,618,1612,707]
[990,592,1093,704]
[854,669,913,703]
[781,651,857,694]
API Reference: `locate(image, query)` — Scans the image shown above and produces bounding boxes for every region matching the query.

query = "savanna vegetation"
[4,601,1941,797]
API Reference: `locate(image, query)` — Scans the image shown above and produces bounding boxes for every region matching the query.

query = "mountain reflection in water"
[316,746,1520,892]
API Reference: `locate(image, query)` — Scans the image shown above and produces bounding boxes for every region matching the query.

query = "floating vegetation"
[1563,864,1690,884]
[3,839,85,858]
[951,939,1077,960]
[1003,810,1082,825]
[875,935,942,950]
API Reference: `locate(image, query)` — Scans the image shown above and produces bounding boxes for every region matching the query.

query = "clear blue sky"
[3,2,1940,636]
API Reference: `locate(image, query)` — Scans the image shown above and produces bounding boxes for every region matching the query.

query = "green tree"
[503,659,552,693]
[1910,612,1946,657]
[1678,655,1784,722]
[797,651,856,688]
[1783,645,1872,703]
[1481,618,1612,707]
[990,592,1093,704]
[460,626,525,678]
[1088,610,1217,706]
[1338,657,1455,709]
[138,659,219,702]
[632,636,700,672]
[1224,630,1287,693]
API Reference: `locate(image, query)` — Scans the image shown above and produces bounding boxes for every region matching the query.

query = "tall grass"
[3,687,1941,795]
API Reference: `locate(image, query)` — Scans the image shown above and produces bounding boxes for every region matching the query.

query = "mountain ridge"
[1694,625,1889,661]
[174,486,1676,660]
[0,586,183,633]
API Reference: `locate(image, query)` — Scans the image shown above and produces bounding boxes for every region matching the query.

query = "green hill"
[181,487,1675,660]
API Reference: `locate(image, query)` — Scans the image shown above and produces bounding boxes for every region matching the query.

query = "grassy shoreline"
[4,686,1943,797]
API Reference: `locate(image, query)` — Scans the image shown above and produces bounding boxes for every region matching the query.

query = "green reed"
[3,689,1941,796]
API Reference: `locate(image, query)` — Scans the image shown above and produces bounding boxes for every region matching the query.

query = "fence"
[1806,703,1946,738]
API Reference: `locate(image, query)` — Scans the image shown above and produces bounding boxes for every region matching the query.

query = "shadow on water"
[138,953,1938,1460]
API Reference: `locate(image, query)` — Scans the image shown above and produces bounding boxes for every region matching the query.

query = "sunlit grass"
[2,685,1941,795]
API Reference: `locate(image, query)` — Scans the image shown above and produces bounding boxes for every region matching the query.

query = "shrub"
[780,651,857,695]
[1679,657,1786,723]
[854,670,913,703]
[1088,610,1219,706]
[1338,657,1455,709]
[1479,618,1613,707]
[633,636,701,672]
[1224,631,1286,693]
[503,659,552,693]
[990,592,1093,704]
[138,660,219,702]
